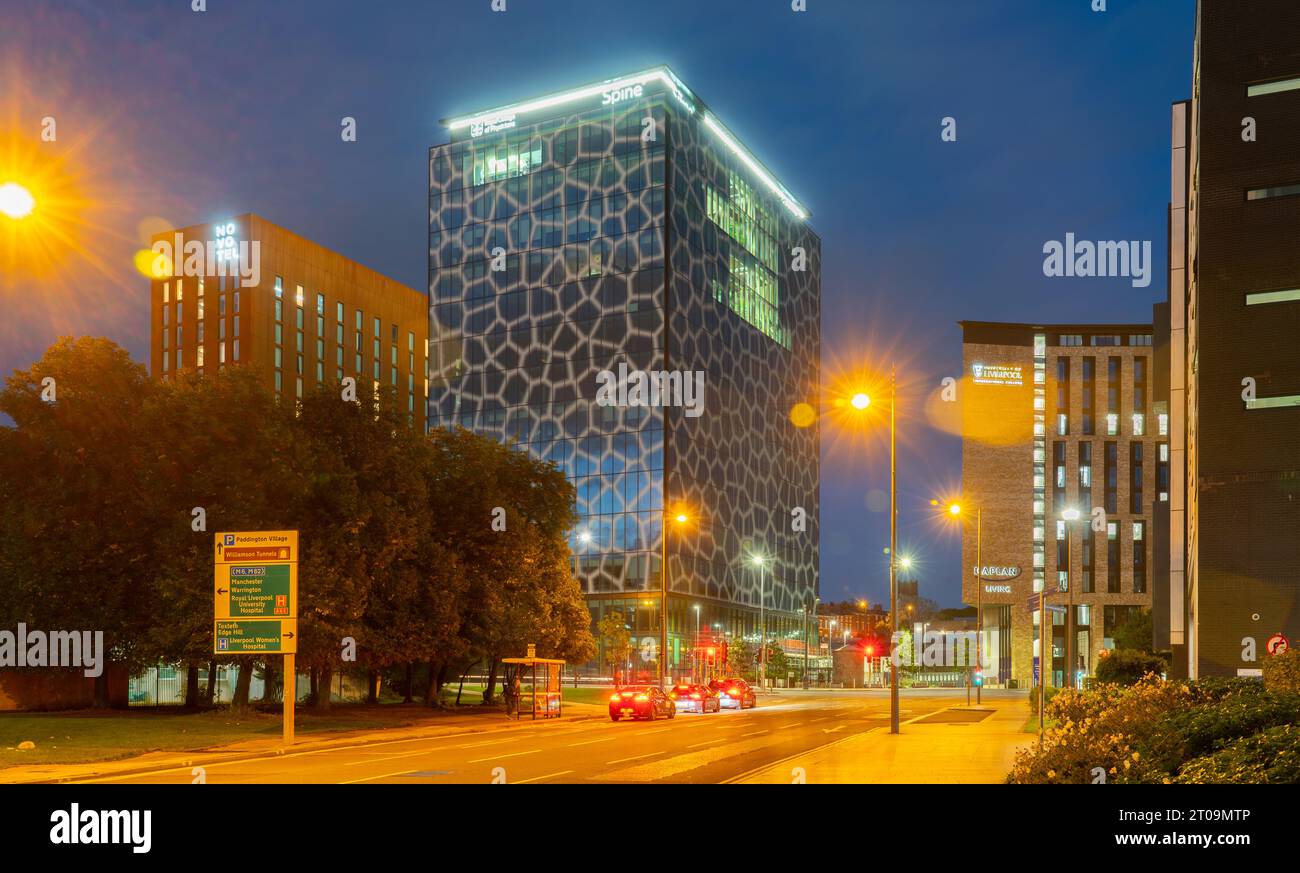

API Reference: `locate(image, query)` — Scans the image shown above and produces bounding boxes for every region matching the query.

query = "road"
[67,689,993,784]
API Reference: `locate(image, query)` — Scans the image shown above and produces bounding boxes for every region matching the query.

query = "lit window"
[1159,444,1169,462]
[1080,465,1091,487]
[275,276,283,297]
[1245,288,1300,306]
[163,282,170,304]
[1106,413,1119,435]
[1248,76,1300,97]
[1132,413,1145,436]
[1158,413,1168,436]
[1247,183,1300,201]
[1056,414,1067,436]
[295,285,304,307]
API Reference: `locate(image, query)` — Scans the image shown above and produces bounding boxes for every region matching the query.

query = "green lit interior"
[707,172,787,348]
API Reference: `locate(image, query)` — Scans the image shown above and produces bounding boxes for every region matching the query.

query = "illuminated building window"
[1246,288,1300,306]
[1132,413,1145,436]
[295,285,305,307]
[1249,76,1300,97]
[233,340,239,362]
[274,276,283,297]
[1058,334,1082,346]
[176,280,183,301]
[1247,182,1300,201]
[707,171,786,347]
[1106,413,1119,435]
[163,282,170,304]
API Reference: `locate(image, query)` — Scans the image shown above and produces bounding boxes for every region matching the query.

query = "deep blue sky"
[0,0,1195,608]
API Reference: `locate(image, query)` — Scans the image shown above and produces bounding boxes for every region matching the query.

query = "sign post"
[215,531,299,746]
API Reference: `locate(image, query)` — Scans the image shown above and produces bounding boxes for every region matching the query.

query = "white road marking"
[606,752,662,765]
[740,730,769,738]
[466,748,542,764]
[512,770,573,784]
[339,769,419,784]
[686,739,724,749]
[566,736,617,747]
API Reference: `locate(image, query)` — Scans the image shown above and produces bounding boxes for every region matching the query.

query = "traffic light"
[973,670,984,687]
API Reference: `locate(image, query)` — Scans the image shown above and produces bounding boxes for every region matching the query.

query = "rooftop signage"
[442,66,808,221]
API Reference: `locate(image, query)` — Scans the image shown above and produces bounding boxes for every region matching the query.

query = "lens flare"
[0,181,35,218]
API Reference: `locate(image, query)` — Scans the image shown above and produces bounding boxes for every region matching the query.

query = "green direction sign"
[214,619,297,654]
[215,564,294,618]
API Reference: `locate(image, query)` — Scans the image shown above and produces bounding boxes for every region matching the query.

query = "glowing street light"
[750,551,769,688]
[0,182,36,220]
[850,392,871,410]
[935,498,985,704]
[660,507,692,688]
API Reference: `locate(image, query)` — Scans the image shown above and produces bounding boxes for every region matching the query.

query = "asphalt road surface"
[69,689,979,784]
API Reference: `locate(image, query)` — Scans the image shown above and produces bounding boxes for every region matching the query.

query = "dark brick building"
[1170,0,1300,678]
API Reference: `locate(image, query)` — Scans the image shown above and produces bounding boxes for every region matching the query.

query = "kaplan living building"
[148,214,429,428]
[428,68,821,677]
[960,322,1169,689]
[1166,0,1300,678]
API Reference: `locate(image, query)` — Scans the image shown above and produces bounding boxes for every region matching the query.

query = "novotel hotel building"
[959,321,1167,688]
[427,68,821,676]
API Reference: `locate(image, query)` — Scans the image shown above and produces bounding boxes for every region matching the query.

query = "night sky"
[0,0,1195,609]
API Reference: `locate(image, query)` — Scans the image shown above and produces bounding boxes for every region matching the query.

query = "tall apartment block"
[1168,0,1300,678]
[960,322,1168,688]
[428,68,821,676]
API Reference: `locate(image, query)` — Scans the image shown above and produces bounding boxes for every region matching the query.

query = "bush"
[1007,677,1191,784]
[1146,688,1300,773]
[1262,648,1300,695]
[1177,725,1300,783]
[1094,650,1168,686]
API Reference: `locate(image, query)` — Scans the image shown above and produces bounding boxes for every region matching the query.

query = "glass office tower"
[429,68,820,677]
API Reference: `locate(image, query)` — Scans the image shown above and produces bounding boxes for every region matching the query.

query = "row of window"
[433,189,664,262]
[432,149,665,230]
[158,279,241,374]
[1055,333,1152,347]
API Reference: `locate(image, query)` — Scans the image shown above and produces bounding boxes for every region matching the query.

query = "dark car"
[609,685,677,721]
[668,683,721,714]
[709,678,757,709]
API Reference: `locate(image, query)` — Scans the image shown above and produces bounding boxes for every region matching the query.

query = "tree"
[0,337,160,704]
[727,639,757,680]
[598,611,633,681]
[1111,609,1154,653]
[138,366,310,707]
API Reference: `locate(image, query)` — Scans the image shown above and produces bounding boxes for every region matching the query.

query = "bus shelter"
[500,656,565,720]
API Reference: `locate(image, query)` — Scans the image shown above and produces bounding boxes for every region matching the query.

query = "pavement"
[733,694,1034,784]
[6,688,1033,784]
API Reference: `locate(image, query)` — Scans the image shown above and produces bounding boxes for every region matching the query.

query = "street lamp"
[661,508,691,689]
[936,500,984,704]
[750,552,767,688]
[1061,508,1082,694]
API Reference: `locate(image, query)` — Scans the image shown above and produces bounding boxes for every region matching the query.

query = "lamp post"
[693,604,700,682]
[1061,508,1081,691]
[751,553,767,689]
[844,365,900,732]
[661,510,689,689]
[937,501,984,704]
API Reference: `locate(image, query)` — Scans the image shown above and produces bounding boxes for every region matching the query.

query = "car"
[709,677,757,709]
[668,683,721,714]
[609,685,677,721]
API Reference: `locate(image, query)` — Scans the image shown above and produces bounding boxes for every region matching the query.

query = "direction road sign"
[215,530,297,565]
[213,563,297,619]
[214,619,298,654]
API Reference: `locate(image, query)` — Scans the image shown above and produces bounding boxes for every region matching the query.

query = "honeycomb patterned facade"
[429,74,820,671]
